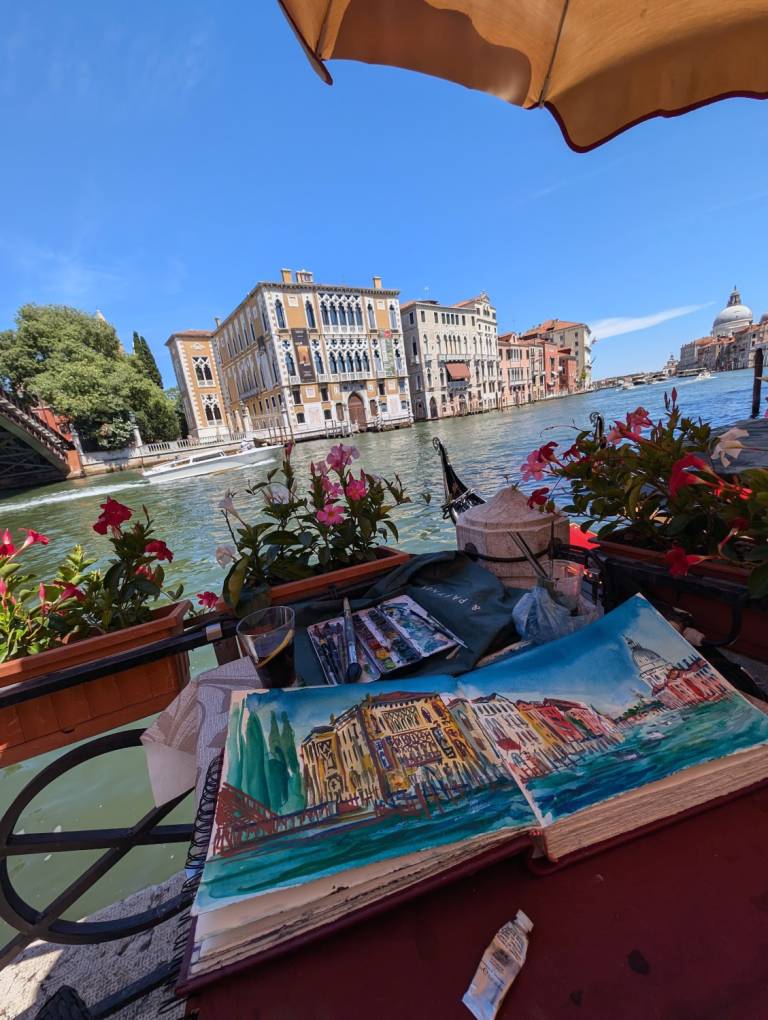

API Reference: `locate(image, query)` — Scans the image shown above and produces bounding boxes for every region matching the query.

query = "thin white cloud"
[590,303,712,340]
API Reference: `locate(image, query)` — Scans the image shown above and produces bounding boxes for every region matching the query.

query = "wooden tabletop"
[185,785,768,1019]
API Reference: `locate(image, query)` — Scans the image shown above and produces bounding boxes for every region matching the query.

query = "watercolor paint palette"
[307,595,457,684]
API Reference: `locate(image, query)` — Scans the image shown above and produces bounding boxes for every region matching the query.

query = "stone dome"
[712,286,753,337]
[625,637,667,673]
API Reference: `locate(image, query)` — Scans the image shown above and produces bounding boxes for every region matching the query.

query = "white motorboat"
[696,368,714,380]
[143,444,280,482]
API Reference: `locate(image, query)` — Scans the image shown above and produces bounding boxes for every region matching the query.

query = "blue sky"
[1,2,767,383]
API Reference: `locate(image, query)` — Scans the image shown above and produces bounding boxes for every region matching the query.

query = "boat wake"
[3,479,148,512]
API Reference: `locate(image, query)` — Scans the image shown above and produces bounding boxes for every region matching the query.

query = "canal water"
[0,370,756,941]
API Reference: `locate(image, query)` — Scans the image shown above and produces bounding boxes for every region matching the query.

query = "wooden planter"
[0,601,191,766]
[596,539,765,660]
[269,547,411,605]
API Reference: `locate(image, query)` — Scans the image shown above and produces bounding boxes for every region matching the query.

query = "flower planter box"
[269,547,411,605]
[0,601,191,766]
[596,539,766,660]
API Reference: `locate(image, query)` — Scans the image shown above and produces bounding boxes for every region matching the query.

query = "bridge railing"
[0,387,74,460]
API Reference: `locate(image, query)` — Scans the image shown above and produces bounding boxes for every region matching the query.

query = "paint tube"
[462,910,533,1020]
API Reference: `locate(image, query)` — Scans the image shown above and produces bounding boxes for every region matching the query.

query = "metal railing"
[0,388,74,460]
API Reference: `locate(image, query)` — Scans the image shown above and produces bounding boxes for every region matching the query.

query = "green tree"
[0,305,179,447]
[132,332,164,389]
[165,386,189,438]
[241,710,270,806]
[226,700,245,790]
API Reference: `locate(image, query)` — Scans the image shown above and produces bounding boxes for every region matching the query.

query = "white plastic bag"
[512,581,600,645]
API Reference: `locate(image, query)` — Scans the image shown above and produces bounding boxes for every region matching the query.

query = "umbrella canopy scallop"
[278,0,768,151]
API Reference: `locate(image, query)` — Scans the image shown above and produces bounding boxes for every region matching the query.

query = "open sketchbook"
[181,596,768,988]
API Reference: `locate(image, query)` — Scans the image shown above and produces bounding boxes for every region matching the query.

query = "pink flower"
[538,441,558,462]
[196,591,219,609]
[38,583,46,602]
[345,475,367,501]
[284,441,295,458]
[0,578,7,597]
[135,564,160,582]
[93,497,132,534]
[144,539,173,562]
[57,582,85,602]
[627,407,652,433]
[310,460,329,476]
[0,529,16,557]
[527,487,550,509]
[669,454,712,499]
[520,450,546,482]
[665,546,705,578]
[326,444,359,472]
[317,503,346,526]
[21,529,49,548]
[321,477,343,499]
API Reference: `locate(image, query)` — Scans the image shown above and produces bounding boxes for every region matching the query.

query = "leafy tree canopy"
[0,304,179,447]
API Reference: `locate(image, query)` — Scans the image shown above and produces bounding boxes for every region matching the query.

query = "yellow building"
[301,691,488,808]
[211,268,413,441]
[165,330,229,439]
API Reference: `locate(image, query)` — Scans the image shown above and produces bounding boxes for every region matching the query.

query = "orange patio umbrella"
[278,0,768,152]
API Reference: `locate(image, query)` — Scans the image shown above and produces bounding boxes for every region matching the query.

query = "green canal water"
[0,370,756,941]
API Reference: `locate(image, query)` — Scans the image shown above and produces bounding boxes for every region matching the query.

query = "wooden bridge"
[212,784,339,857]
[0,389,77,490]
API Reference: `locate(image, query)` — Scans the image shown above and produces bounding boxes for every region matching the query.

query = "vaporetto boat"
[142,443,280,482]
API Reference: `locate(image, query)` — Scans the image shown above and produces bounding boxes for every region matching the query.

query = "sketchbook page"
[450,594,768,828]
[193,678,541,921]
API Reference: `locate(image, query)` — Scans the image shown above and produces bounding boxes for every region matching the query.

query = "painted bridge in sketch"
[212,783,341,857]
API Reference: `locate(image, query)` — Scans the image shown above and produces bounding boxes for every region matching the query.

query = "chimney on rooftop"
[214,317,221,327]
[372,275,382,290]
[296,269,314,284]
[280,268,293,284]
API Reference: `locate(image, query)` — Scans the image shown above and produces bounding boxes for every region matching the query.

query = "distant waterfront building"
[399,292,499,419]
[498,333,533,407]
[209,269,412,440]
[165,329,228,438]
[679,287,766,374]
[712,286,753,338]
[519,319,592,390]
[623,637,729,711]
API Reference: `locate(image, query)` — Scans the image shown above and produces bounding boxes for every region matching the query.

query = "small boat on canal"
[142,443,280,482]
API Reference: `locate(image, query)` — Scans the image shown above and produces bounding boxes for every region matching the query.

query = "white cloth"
[141,657,259,807]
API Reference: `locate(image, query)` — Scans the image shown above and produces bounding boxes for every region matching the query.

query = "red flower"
[665,546,705,577]
[669,454,712,499]
[196,591,219,609]
[21,528,49,548]
[57,582,86,602]
[284,441,295,458]
[0,529,16,557]
[135,564,160,582]
[731,517,749,532]
[562,443,581,460]
[144,539,173,562]
[93,498,133,534]
[0,578,7,597]
[527,487,550,509]
[538,441,558,462]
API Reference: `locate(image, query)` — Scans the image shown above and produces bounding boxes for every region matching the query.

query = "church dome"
[712,286,753,337]
[625,637,668,674]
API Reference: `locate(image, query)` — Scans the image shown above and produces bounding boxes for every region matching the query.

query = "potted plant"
[518,391,768,656]
[216,442,411,616]
[0,499,196,765]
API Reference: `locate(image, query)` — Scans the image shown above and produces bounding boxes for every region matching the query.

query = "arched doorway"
[348,393,367,432]
[429,397,438,419]
[369,398,378,417]
[335,402,344,422]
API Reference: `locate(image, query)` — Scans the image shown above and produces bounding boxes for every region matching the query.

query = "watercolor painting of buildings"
[196,596,768,912]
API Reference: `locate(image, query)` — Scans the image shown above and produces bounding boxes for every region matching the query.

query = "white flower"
[215,544,237,567]
[712,427,749,468]
[217,490,245,524]
[265,483,291,505]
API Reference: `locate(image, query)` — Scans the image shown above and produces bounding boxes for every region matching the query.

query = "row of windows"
[275,297,400,332]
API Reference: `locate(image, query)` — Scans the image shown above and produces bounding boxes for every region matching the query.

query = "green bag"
[291,551,525,684]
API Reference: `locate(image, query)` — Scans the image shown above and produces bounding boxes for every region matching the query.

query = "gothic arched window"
[330,304,339,326]
[306,300,316,328]
[285,352,296,376]
[338,305,347,326]
[329,352,338,374]
[314,351,324,374]
[321,303,330,326]
[346,353,354,373]
[275,299,286,329]
[367,303,376,329]
[362,352,370,372]
[389,304,398,329]
[355,306,363,328]
[354,353,362,373]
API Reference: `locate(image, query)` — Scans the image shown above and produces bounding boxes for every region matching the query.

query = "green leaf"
[224,556,250,609]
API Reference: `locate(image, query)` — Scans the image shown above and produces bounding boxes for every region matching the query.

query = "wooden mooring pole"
[751,347,764,419]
